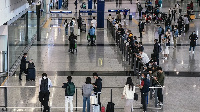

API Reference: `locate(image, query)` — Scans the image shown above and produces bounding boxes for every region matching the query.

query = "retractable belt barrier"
[0,86,163,111]
[107,20,146,77]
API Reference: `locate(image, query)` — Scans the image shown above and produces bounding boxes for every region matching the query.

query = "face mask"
[141,76,144,79]
[43,76,47,79]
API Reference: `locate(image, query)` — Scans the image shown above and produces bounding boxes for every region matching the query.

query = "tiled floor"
[3,0,200,111]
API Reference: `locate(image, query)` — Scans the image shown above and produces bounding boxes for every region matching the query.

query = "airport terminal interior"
[0,0,200,112]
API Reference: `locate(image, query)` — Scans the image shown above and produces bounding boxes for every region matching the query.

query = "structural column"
[0,25,8,74]
[97,0,105,28]
[25,11,28,41]
[36,4,41,41]
[88,0,92,15]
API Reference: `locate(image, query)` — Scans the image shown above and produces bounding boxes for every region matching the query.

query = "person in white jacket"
[122,77,135,112]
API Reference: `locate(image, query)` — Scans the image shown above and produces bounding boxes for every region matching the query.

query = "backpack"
[161,28,164,34]
[40,78,49,93]
[83,84,93,96]
[70,20,73,26]
[67,82,75,96]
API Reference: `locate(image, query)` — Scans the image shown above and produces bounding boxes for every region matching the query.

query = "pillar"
[36,4,41,41]
[97,0,105,28]
[25,12,28,41]
[0,24,8,73]
[58,0,62,9]
[88,0,92,15]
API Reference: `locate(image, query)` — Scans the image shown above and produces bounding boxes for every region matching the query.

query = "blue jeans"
[189,46,195,51]
[83,96,90,112]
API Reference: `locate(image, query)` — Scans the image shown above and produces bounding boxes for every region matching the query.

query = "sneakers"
[159,102,163,106]
[192,51,194,54]
[189,51,191,53]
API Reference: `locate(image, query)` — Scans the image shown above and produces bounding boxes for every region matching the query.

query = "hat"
[129,33,133,37]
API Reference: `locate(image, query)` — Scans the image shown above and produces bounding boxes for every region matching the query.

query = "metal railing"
[0,85,163,111]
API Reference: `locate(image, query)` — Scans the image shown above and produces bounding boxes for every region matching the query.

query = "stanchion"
[4,87,7,111]
[150,78,153,100]
[155,86,158,108]
[131,53,134,69]
[75,88,77,111]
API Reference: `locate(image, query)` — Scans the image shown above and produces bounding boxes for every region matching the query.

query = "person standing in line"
[64,19,68,35]
[122,77,135,112]
[89,26,96,46]
[189,31,198,54]
[157,25,164,43]
[82,77,93,112]
[153,39,160,65]
[92,73,102,106]
[19,53,29,81]
[153,67,165,106]
[173,26,179,49]
[139,73,150,112]
[39,73,52,112]
[62,76,76,112]
[68,32,76,54]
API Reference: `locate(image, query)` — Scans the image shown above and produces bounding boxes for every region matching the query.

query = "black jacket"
[153,42,159,55]
[94,77,102,93]
[141,78,150,93]
[189,34,198,47]
[20,56,29,69]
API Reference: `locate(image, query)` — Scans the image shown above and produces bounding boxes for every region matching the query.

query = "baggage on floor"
[106,89,115,112]
[81,24,86,32]
[27,68,36,81]
[77,29,80,36]
[90,95,98,105]
[190,14,195,20]
[129,15,132,20]
[90,104,100,112]
[101,106,105,112]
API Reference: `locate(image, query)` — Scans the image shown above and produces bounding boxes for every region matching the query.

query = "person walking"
[89,26,96,46]
[138,20,145,38]
[39,73,52,112]
[139,73,150,112]
[19,53,29,81]
[62,76,76,112]
[189,31,198,54]
[82,77,93,112]
[68,32,76,54]
[173,26,179,48]
[92,72,102,106]
[122,77,135,112]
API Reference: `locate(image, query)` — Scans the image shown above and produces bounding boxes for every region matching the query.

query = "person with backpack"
[153,67,165,106]
[139,73,150,112]
[88,26,96,46]
[82,77,93,112]
[122,77,135,112]
[92,73,102,106]
[19,53,30,81]
[62,76,75,112]
[39,73,52,112]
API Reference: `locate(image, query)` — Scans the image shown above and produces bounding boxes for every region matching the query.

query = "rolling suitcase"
[129,15,132,20]
[81,24,86,32]
[27,68,36,81]
[90,104,100,112]
[106,89,115,112]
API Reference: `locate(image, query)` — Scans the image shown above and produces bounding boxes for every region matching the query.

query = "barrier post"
[131,53,134,69]
[4,87,7,111]
[75,88,77,111]
[155,86,158,107]
[150,78,153,100]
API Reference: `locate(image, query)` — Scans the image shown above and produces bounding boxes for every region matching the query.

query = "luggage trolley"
[87,34,96,45]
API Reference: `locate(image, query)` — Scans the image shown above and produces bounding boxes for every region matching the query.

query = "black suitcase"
[106,89,115,112]
[27,68,36,81]
[129,15,132,20]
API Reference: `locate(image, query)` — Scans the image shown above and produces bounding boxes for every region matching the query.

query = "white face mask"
[43,76,47,79]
